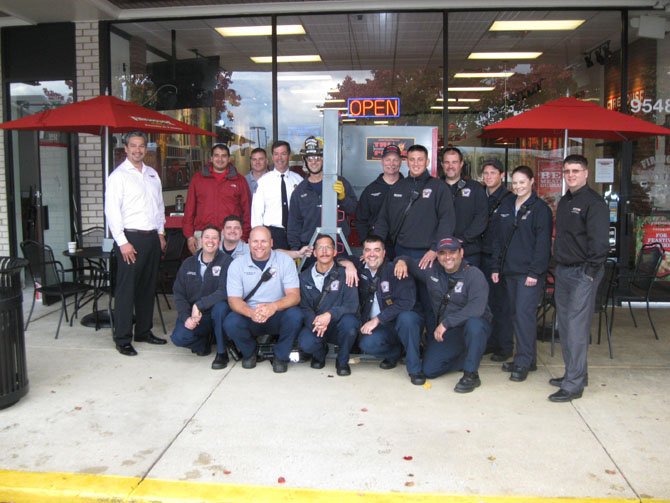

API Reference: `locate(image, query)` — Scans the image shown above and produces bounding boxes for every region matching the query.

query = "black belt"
[559,263,583,268]
[124,228,157,234]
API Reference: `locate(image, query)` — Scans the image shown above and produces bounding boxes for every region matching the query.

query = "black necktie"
[281,174,288,229]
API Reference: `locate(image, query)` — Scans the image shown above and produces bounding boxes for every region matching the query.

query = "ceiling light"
[341,118,356,122]
[315,106,347,111]
[454,72,515,78]
[216,25,305,37]
[431,106,444,110]
[252,55,322,64]
[469,52,542,60]
[374,120,389,125]
[457,98,481,102]
[324,99,345,103]
[278,74,332,82]
[448,87,495,92]
[436,98,457,102]
[489,20,585,31]
[448,106,470,110]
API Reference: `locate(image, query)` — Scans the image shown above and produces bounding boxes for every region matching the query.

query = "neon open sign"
[347,97,401,118]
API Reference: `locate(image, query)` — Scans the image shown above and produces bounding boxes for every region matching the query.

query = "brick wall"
[75,21,104,230]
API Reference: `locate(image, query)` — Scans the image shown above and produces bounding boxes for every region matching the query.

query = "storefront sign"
[636,216,670,279]
[595,158,615,184]
[365,137,414,161]
[348,97,400,118]
[535,158,563,212]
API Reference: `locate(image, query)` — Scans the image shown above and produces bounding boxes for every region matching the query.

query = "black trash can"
[0,257,30,409]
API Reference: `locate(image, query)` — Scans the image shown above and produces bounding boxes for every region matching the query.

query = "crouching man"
[171,225,232,370]
[343,235,425,385]
[395,237,492,393]
[224,226,303,373]
[299,234,360,376]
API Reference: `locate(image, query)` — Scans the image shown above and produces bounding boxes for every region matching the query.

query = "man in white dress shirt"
[105,131,167,356]
[250,140,303,249]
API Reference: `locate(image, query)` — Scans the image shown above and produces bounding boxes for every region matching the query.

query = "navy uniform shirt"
[357,260,417,324]
[447,178,488,257]
[299,264,359,326]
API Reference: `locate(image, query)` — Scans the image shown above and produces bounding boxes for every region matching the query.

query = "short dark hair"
[250,147,267,157]
[123,131,147,145]
[481,158,504,173]
[223,214,243,226]
[440,146,463,162]
[201,224,221,237]
[363,234,385,249]
[512,165,534,180]
[211,143,230,156]
[563,154,588,168]
[271,140,291,154]
[315,233,335,248]
[407,144,428,157]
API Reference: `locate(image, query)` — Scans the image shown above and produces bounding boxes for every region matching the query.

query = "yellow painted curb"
[1,469,669,503]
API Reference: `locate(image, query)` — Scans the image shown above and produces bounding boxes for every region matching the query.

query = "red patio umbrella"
[480,97,670,142]
[0,95,216,236]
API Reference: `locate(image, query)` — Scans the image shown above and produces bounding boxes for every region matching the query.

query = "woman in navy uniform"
[491,166,553,382]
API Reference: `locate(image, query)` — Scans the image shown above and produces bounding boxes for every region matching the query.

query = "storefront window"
[109,17,273,194]
[626,10,670,274]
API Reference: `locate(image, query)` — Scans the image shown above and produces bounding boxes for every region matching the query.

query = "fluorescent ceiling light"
[252,55,322,64]
[469,52,542,60]
[216,25,305,37]
[328,89,340,94]
[447,87,495,92]
[341,118,356,122]
[324,99,345,103]
[374,121,389,125]
[490,20,584,31]
[278,74,332,82]
[431,106,444,110]
[448,106,470,110]
[315,106,347,111]
[436,98,457,102]
[454,72,515,78]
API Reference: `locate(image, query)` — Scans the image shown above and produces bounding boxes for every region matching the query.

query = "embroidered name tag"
[393,193,403,198]
[430,276,439,282]
[371,192,382,197]
[187,271,197,276]
[571,207,582,215]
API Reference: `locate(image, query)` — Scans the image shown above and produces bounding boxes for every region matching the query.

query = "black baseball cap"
[382,144,401,157]
[436,237,462,251]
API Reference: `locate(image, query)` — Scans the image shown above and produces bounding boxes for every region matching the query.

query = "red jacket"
[183,164,252,240]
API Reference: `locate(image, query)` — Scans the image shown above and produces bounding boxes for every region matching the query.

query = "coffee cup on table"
[68,241,77,253]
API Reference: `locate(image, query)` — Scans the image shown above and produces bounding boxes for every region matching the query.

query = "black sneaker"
[336,363,351,376]
[410,373,426,386]
[242,354,257,369]
[454,371,481,393]
[272,359,288,373]
[310,357,326,369]
[211,352,229,370]
[490,352,512,362]
[379,359,397,370]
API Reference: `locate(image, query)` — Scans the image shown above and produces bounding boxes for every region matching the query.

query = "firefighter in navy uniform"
[341,234,425,385]
[440,147,488,267]
[287,136,357,268]
[355,144,404,256]
[395,237,491,393]
[298,234,360,376]
[480,158,514,362]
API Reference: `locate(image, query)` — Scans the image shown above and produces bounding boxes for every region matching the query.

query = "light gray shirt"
[227,249,299,307]
[311,264,333,292]
[221,240,249,259]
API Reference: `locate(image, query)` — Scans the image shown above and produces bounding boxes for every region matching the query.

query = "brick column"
[75,21,104,230]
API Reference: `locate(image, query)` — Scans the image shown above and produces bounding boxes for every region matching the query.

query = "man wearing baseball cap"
[395,236,492,393]
[355,144,404,256]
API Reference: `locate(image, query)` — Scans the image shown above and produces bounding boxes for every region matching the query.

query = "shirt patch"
[381,281,390,292]
[461,188,471,197]
[571,207,582,215]
[212,266,221,276]
[521,211,530,220]
[500,213,511,218]
[430,276,439,282]
[422,188,432,198]
[330,280,340,291]
[454,281,463,293]
[393,193,403,198]
[269,267,277,278]
[300,193,308,198]
[187,271,197,276]
[305,284,313,290]
[371,192,382,197]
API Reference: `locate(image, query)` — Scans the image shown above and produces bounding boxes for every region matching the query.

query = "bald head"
[249,226,273,261]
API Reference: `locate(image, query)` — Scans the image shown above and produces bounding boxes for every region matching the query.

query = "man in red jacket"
[183,143,252,254]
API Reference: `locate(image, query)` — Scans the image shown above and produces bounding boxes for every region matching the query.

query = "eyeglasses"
[316,245,334,251]
[306,156,322,162]
[563,168,586,175]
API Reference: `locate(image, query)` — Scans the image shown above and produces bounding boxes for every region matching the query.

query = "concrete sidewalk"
[1,292,669,502]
